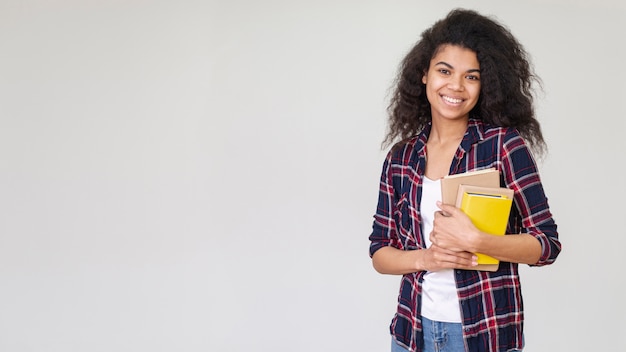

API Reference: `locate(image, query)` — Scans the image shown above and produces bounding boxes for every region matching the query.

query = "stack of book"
[441,169,513,272]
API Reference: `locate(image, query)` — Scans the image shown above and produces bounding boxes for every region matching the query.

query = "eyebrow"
[435,61,481,73]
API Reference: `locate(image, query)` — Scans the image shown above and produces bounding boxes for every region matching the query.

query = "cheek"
[469,86,481,101]
[425,86,439,102]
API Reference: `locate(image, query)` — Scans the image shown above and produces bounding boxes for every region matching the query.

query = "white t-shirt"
[420,177,462,323]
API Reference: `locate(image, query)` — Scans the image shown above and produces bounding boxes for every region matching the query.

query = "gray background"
[1,0,624,351]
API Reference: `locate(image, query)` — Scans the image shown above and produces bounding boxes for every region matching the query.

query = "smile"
[442,95,463,104]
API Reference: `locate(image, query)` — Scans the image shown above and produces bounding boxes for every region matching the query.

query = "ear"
[422,74,427,84]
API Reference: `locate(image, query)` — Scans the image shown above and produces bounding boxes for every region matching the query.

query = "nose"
[447,74,464,91]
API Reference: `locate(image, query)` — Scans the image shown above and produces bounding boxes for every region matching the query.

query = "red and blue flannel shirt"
[369,119,561,352]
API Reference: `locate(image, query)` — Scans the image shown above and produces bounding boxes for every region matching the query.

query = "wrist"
[469,229,486,253]
[415,247,429,272]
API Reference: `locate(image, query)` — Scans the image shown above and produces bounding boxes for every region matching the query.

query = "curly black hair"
[383,8,546,156]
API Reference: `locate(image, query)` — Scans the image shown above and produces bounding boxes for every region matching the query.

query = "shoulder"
[386,134,424,164]
[472,120,526,147]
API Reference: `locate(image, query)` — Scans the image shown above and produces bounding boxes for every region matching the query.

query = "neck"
[429,118,468,145]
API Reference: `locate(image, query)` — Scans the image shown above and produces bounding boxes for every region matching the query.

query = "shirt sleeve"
[368,151,401,257]
[501,130,562,266]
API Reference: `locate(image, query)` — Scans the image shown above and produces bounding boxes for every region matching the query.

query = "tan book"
[440,168,499,205]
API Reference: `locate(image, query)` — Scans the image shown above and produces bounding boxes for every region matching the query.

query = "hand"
[422,243,477,271]
[430,201,480,253]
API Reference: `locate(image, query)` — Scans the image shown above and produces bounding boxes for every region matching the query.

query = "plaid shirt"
[369,119,561,352]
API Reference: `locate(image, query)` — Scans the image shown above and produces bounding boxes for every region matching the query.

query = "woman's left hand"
[430,201,479,253]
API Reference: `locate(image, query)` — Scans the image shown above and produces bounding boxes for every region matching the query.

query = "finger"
[434,210,449,218]
[436,201,457,214]
[429,231,436,245]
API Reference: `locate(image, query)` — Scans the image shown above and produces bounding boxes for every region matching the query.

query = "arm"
[372,241,477,275]
[432,202,541,264]
[429,130,561,266]
[368,149,476,275]
[499,131,561,266]
[372,247,425,275]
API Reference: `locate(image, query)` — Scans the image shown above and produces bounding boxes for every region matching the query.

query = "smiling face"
[422,44,481,123]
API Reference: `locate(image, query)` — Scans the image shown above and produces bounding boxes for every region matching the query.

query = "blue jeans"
[391,317,523,351]
[421,316,465,352]
[390,316,463,352]
[391,337,409,352]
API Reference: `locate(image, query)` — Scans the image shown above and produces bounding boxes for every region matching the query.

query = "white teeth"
[442,96,462,104]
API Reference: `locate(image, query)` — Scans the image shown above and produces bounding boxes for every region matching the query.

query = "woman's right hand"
[421,244,476,272]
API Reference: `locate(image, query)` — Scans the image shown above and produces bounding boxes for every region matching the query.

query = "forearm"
[473,232,542,265]
[371,246,426,275]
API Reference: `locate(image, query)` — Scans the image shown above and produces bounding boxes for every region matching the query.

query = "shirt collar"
[413,118,487,154]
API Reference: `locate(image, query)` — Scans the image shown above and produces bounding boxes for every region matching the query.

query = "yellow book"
[456,185,514,266]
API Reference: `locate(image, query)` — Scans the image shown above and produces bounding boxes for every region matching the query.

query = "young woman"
[368,9,562,352]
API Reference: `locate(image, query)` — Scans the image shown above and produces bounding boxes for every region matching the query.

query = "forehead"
[431,44,479,68]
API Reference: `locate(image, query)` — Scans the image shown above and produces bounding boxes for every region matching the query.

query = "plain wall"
[1,0,625,351]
